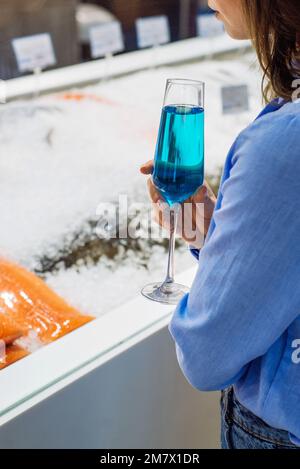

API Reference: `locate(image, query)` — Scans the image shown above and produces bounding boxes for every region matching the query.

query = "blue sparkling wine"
[153,105,204,206]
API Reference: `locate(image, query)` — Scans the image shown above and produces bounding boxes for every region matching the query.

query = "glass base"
[141,282,189,305]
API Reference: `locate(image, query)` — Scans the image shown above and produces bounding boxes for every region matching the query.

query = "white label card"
[197,13,224,38]
[136,15,170,49]
[221,85,249,115]
[89,21,124,59]
[12,33,56,73]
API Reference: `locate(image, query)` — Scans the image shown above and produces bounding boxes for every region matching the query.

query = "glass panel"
[0,0,255,416]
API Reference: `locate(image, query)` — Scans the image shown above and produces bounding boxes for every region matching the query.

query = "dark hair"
[243,0,300,102]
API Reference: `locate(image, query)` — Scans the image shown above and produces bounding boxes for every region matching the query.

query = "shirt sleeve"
[169,110,300,392]
[189,247,200,260]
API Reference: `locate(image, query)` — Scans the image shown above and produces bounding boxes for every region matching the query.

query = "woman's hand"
[140,160,217,249]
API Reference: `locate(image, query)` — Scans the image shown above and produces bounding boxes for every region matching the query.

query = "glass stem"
[161,205,178,291]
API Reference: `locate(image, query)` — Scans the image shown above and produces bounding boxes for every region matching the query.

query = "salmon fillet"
[0,258,94,368]
[0,314,25,344]
[0,344,29,370]
[58,92,116,106]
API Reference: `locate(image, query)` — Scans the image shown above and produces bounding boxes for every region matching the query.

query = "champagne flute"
[142,78,205,305]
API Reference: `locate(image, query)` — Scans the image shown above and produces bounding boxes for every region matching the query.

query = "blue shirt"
[169,98,300,444]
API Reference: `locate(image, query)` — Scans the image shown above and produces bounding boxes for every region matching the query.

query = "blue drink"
[141,79,205,305]
[153,105,204,205]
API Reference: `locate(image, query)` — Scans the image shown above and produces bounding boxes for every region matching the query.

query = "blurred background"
[0,0,213,78]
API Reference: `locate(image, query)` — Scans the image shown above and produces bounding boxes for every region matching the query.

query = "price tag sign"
[12,33,56,73]
[221,85,249,114]
[136,15,170,49]
[197,13,224,38]
[89,21,124,59]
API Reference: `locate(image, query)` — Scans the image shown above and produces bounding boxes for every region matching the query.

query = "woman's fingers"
[192,182,217,204]
[142,162,165,217]
[192,185,208,203]
[141,165,215,240]
[153,204,164,228]
[140,160,154,175]
[147,178,161,204]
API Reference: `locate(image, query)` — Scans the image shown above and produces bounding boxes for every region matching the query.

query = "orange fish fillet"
[58,92,116,106]
[0,344,29,370]
[0,314,25,344]
[0,258,93,349]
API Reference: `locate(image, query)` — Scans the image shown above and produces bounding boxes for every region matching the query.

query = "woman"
[141,0,300,450]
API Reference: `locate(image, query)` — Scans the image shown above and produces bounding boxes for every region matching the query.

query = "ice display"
[0,51,262,323]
